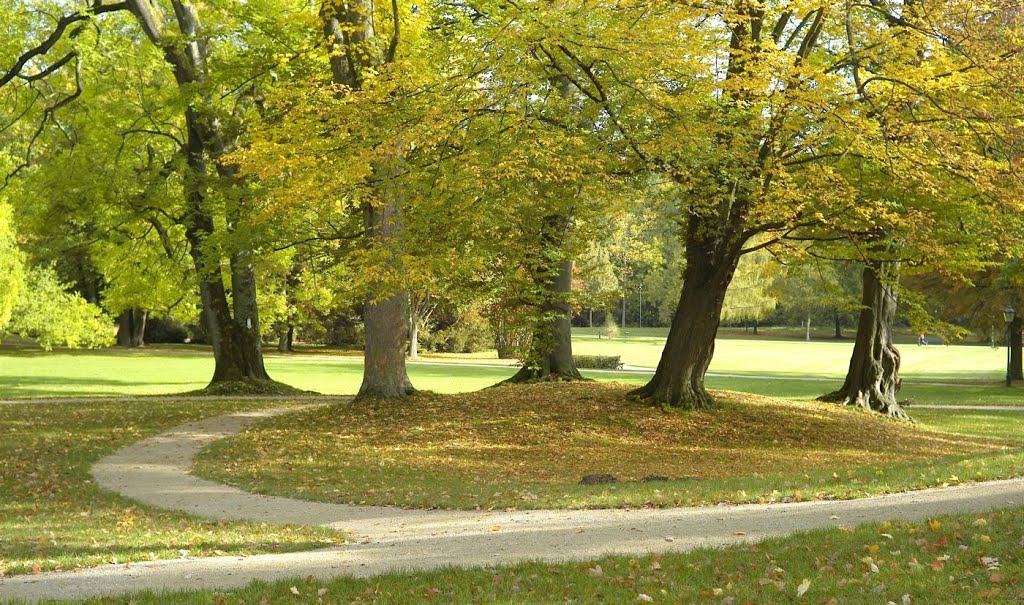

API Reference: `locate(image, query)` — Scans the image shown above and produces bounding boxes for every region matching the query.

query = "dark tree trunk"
[117,309,147,347]
[819,262,908,420]
[182,111,271,387]
[834,314,843,339]
[752,319,759,336]
[630,226,743,409]
[1011,316,1022,381]
[277,325,294,353]
[506,257,583,382]
[123,1,274,390]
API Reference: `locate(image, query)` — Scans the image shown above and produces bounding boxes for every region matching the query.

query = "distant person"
[917,333,927,346]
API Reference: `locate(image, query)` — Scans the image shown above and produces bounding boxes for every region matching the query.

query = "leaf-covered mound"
[194,383,1015,510]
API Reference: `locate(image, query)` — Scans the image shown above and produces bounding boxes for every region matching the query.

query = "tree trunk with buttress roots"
[819,261,908,420]
[630,223,744,409]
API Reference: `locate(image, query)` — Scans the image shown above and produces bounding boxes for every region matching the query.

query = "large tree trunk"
[819,262,908,420]
[631,227,743,409]
[324,0,414,400]
[355,193,415,400]
[182,111,271,387]
[124,0,274,390]
[506,257,583,382]
[359,292,415,398]
[277,326,294,353]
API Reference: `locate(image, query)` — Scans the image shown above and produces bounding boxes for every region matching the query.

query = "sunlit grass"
[0,399,343,577]
[25,505,1024,604]
[194,383,1022,511]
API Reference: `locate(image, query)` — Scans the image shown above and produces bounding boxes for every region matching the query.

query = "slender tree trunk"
[752,319,759,336]
[834,314,843,339]
[1011,316,1022,381]
[819,262,908,420]
[805,317,811,341]
[588,308,593,328]
[506,257,583,382]
[409,308,420,360]
[630,228,743,409]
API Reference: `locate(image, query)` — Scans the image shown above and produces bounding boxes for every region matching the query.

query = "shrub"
[599,315,620,339]
[573,355,623,370]
[423,308,493,353]
[145,317,190,344]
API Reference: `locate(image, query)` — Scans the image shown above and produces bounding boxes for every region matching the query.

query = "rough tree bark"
[3,0,276,387]
[357,185,414,398]
[630,221,744,409]
[819,261,909,420]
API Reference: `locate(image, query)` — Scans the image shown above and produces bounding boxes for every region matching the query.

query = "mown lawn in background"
[193,382,1024,511]
[573,329,1006,381]
[0,399,343,577]
[0,333,1017,399]
[23,505,1022,604]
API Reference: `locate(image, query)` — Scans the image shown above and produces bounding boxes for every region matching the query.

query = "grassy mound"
[191,378,315,397]
[194,383,1019,510]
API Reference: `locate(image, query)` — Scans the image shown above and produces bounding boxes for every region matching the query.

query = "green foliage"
[6,266,115,350]
[572,355,622,370]
[722,249,779,323]
[0,201,23,327]
[599,315,620,340]
[422,307,493,354]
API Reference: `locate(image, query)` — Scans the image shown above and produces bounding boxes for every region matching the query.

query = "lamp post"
[1004,305,1016,387]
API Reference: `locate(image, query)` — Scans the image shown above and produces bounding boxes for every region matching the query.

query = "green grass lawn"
[22,506,1022,604]
[0,398,343,577]
[1,332,1019,402]
[573,329,1007,381]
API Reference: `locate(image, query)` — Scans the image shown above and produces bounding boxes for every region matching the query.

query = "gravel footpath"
[2,407,1023,603]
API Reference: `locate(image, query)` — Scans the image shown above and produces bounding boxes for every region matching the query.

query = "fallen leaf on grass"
[796,578,811,597]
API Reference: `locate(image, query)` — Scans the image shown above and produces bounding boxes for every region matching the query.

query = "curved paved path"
[3,407,1024,603]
